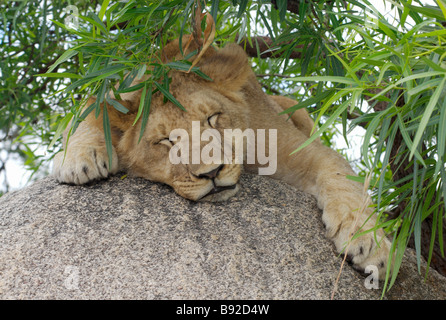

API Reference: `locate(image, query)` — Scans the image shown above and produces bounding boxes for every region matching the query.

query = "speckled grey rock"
[0,174,445,299]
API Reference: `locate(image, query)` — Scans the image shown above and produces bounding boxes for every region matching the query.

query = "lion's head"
[114,37,257,202]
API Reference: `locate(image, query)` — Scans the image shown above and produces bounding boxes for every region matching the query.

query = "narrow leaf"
[288,76,358,85]
[102,104,113,169]
[133,82,147,125]
[99,0,110,21]
[47,49,78,73]
[154,81,186,111]
[48,113,73,150]
[138,83,153,143]
[410,77,445,160]
[279,90,333,115]
[106,95,129,114]
[290,99,350,155]
[37,72,82,79]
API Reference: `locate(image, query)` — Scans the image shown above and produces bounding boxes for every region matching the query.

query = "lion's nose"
[198,164,224,179]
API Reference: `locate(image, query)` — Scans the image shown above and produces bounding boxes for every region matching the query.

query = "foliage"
[274,0,446,292]
[328,2,446,291]
[0,0,94,191]
[1,0,445,293]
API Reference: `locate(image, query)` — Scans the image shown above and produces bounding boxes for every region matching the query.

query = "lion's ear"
[197,43,252,92]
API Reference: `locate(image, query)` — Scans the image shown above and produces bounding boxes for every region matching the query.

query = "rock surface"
[0,174,445,299]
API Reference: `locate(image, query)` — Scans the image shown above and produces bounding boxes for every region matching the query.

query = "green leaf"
[376,62,399,86]
[387,217,411,290]
[65,65,128,93]
[405,4,445,20]
[165,61,212,81]
[87,12,108,34]
[400,0,411,25]
[74,100,98,136]
[410,77,446,160]
[396,113,426,166]
[166,61,192,71]
[133,82,147,126]
[290,98,350,155]
[362,112,383,168]
[193,69,213,81]
[138,83,153,143]
[395,71,446,85]
[85,64,128,81]
[116,82,145,94]
[370,72,446,101]
[435,97,446,177]
[64,77,94,94]
[426,208,440,278]
[102,103,113,169]
[237,0,249,17]
[438,0,446,19]
[378,20,398,43]
[288,76,359,85]
[407,78,441,97]
[420,56,446,72]
[210,0,220,23]
[48,113,73,150]
[414,195,422,273]
[99,0,110,21]
[136,64,147,80]
[37,72,82,79]
[276,0,288,20]
[416,28,446,38]
[106,95,129,114]
[47,49,78,73]
[300,41,315,76]
[279,90,333,115]
[154,81,186,111]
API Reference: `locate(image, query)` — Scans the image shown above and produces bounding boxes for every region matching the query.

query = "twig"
[256,73,293,78]
[331,173,372,300]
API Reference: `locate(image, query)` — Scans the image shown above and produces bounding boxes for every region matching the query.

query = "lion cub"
[53,36,391,280]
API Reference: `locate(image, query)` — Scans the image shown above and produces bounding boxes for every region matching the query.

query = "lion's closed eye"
[207,113,221,128]
[157,138,173,147]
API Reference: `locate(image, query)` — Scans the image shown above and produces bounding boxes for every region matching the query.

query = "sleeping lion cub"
[53,36,391,279]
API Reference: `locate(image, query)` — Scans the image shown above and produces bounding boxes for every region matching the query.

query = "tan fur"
[53,36,391,279]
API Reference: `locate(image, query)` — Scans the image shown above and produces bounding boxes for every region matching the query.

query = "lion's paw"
[323,207,391,280]
[52,145,118,185]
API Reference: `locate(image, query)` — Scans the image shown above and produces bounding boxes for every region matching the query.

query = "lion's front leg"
[276,137,391,279]
[52,104,119,185]
[318,173,392,279]
[53,140,118,185]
